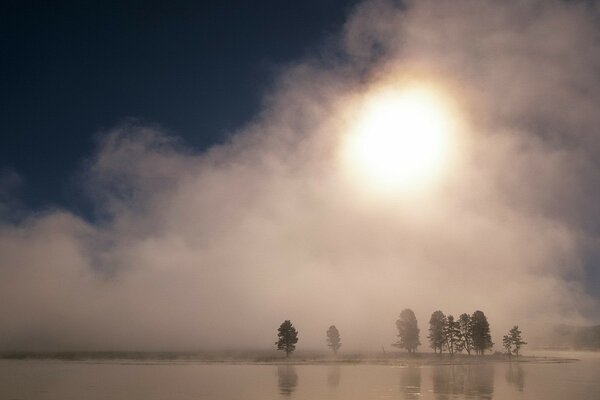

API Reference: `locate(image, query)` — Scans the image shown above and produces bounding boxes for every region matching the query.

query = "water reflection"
[432,364,494,399]
[505,363,525,392]
[399,366,421,399]
[327,365,341,387]
[432,366,451,400]
[277,365,298,396]
[465,364,494,399]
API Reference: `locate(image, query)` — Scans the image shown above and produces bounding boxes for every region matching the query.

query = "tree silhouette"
[457,313,473,355]
[506,325,527,356]
[393,309,421,353]
[443,315,461,356]
[326,325,342,355]
[471,311,493,355]
[276,320,299,357]
[428,310,446,354]
[502,333,513,357]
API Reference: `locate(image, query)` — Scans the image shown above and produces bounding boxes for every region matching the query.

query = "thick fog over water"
[1,0,600,351]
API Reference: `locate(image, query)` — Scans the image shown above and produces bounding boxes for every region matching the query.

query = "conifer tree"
[471,310,493,355]
[428,310,446,354]
[508,325,527,356]
[443,314,461,356]
[326,325,342,355]
[502,333,513,357]
[393,309,421,353]
[276,320,299,357]
[458,313,474,355]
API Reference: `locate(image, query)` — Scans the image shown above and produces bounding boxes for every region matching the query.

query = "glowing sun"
[342,85,457,192]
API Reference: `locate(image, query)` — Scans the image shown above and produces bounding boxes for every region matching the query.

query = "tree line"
[430,310,493,355]
[275,310,525,357]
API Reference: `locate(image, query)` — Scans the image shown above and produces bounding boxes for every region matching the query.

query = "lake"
[1,352,599,399]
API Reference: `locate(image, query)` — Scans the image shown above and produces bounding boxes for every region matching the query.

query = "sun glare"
[342,84,457,193]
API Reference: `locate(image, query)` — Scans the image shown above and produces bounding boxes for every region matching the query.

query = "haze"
[1,0,599,352]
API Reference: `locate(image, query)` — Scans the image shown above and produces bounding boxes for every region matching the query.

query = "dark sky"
[0,0,359,212]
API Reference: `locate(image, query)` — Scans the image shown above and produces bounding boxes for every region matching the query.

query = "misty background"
[1,0,600,351]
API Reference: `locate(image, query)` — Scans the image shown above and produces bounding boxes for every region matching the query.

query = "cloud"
[0,0,599,351]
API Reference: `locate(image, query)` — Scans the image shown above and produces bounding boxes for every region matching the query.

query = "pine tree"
[393,309,421,353]
[326,325,342,355]
[502,334,513,357]
[508,326,527,356]
[443,315,461,356]
[471,311,493,355]
[428,310,446,354]
[458,313,474,355]
[276,320,299,357]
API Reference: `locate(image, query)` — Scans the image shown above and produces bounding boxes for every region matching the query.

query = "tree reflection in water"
[432,366,451,400]
[505,363,525,392]
[432,364,494,400]
[399,366,421,399]
[277,365,298,396]
[327,365,341,387]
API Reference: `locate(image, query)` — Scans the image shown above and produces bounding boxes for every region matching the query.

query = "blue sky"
[1,0,359,212]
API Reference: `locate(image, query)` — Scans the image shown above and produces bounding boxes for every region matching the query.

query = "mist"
[1,0,599,351]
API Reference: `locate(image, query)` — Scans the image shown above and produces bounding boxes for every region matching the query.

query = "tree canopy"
[428,310,446,354]
[503,325,527,357]
[471,311,493,355]
[326,325,342,355]
[457,313,474,355]
[276,320,299,357]
[393,308,421,353]
[443,314,461,356]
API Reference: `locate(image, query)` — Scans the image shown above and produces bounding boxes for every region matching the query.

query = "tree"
[276,320,299,357]
[326,325,342,355]
[428,310,446,354]
[443,315,461,356]
[393,309,421,353]
[457,313,474,355]
[507,325,527,357]
[502,333,513,357]
[471,311,493,355]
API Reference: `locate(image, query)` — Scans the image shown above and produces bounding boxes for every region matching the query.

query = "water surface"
[1,352,599,399]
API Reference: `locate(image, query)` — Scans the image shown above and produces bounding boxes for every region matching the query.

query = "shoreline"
[0,352,579,366]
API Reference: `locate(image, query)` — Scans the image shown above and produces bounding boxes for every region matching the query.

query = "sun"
[341,84,457,193]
